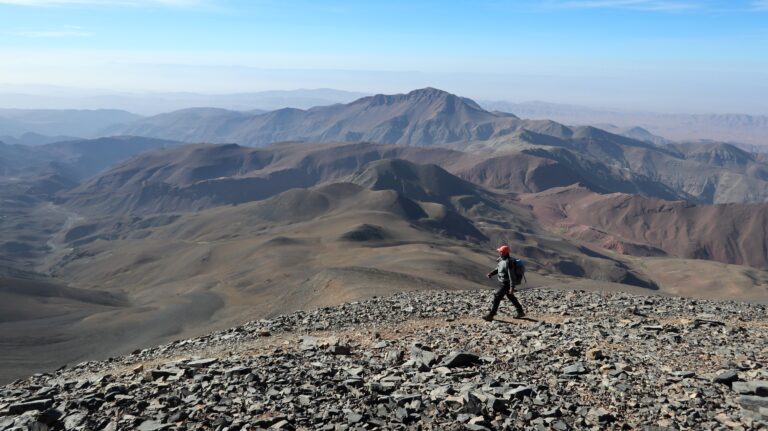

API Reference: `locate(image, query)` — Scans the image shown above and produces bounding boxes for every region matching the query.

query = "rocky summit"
[1,288,767,431]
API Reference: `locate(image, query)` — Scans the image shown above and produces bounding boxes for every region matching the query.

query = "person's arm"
[486,268,498,278]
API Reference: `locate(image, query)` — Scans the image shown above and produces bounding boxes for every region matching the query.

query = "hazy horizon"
[1,0,767,115]
[1,83,768,118]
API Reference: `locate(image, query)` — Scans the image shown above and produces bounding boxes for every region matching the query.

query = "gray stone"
[8,399,53,415]
[271,419,294,430]
[586,348,605,360]
[509,386,534,398]
[137,420,171,431]
[467,416,492,430]
[713,370,740,386]
[749,381,768,396]
[562,363,588,375]
[739,396,768,412]
[430,386,451,401]
[186,358,218,368]
[37,408,62,426]
[347,413,364,424]
[224,366,252,376]
[410,344,437,368]
[692,318,725,328]
[587,408,616,424]
[486,395,508,412]
[733,381,768,396]
[733,381,752,394]
[63,412,86,429]
[441,351,480,368]
[327,344,352,355]
[149,369,175,380]
[460,392,484,415]
[384,350,404,365]
[395,394,421,406]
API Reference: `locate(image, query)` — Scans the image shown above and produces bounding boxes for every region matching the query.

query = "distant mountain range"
[107,88,525,147]
[105,88,768,205]
[0,88,368,116]
[0,136,181,180]
[481,100,768,148]
[4,89,768,208]
[0,132,80,146]
[0,88,370,140]
[3,88,766,149]
[0,109,140,140]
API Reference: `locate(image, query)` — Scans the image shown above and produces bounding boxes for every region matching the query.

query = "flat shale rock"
[733,381,768,396]
[562,363,588,376]
[714,370,740,386]
[441,351,481,368]
[1,288,766,430]
[186,358,218,368]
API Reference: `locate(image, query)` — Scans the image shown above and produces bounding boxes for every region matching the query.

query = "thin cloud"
[9,25,92,37]
[753,0,768,10]
[548,0,701,11]
[11,30,92,37]
[0,0,206,7]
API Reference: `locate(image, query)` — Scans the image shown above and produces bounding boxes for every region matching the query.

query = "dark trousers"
[488,284,524,317]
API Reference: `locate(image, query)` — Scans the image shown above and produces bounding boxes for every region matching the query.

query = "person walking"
[484,245,525,321]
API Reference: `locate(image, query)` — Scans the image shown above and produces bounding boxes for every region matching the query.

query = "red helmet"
[497,245,510,255]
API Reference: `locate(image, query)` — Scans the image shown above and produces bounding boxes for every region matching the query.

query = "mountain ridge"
[104,88,768,204]
[522,184,768,269]
[0,108,141,139]
[106,88,542,148]
[481,100,768,147]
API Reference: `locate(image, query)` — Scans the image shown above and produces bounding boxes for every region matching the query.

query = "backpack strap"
[506,257,515,287]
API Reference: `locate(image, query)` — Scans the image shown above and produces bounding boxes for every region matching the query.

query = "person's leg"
[484,285,507,321]
[506,290,525,317]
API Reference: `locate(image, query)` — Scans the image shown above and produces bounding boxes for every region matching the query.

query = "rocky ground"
[1,288,767,430]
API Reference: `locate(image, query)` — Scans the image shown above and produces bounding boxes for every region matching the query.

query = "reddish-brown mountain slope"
[522,185,768,269]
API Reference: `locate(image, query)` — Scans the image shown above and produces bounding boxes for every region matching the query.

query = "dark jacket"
[488,256,515,287]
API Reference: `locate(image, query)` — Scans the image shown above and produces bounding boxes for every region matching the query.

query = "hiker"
[484,245,525,321]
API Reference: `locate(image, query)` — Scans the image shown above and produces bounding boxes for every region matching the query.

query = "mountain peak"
[405,87,453,99]
[357,88,485,113]
[405,87,484,110]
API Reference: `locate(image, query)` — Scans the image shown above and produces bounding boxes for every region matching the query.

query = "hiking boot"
[482,314,494,322]
[515,311,526,319]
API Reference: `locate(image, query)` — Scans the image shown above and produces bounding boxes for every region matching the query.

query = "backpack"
[509,258,526,285]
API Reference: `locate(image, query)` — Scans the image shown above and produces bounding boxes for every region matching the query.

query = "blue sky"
[1,0,767,113]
